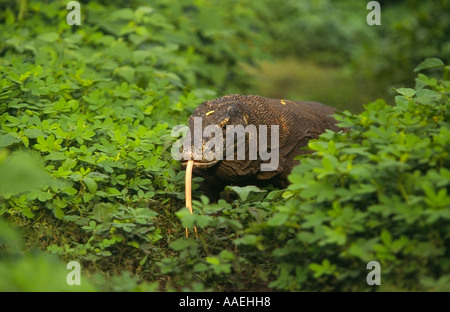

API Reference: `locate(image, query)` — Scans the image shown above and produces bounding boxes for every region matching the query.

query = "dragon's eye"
[227,104,240,117]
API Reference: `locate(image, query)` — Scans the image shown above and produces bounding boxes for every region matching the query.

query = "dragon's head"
[181,95,250,169]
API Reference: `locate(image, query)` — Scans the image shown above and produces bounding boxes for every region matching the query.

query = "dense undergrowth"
[0,0,449,291]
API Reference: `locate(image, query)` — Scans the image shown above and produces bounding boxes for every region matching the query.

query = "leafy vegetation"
[0,0,449,291]
[240,59,450,291]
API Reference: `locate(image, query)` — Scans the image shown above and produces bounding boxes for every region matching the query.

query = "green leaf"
[106,187,121,196]
[115,66,135,83]
[380,229,392,247]
[234,234,261,246]
[45,152,67,161]
[83,177,98,194]
[415,73,438,89]
[206,256,220,265]
[267,213,288,226]
[127,241,140,249]
[309,259,336,278]
[266,189,284,200]
[21,136,29,148]
[22,206,35,218]
[83,193,95,202]
[219,250,235,261]
[395,88,416,98]
[0,134,21,147]
[53,205,65,219]
[415,89,441,105]
[225,185,265,201]
[296,231,319,244]
[23,128,45,138]
[37,32,59,42]
[224,219,243,231]
[110,8,135,21]
[414,58,445,72]
[169,238,197,251]
[322,226,346,245]
[321,154,338,172]
[37,191,52,202]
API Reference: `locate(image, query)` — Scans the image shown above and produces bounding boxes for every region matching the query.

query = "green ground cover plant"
[238,59,450,291]
[0,0,278,291]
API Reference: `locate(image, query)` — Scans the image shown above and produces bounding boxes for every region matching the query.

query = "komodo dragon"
[181,94,341,201]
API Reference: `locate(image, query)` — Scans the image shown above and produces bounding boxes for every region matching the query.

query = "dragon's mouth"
[181,159,220,169]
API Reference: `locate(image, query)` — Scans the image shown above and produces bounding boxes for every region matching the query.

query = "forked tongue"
[185,160,198,238]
